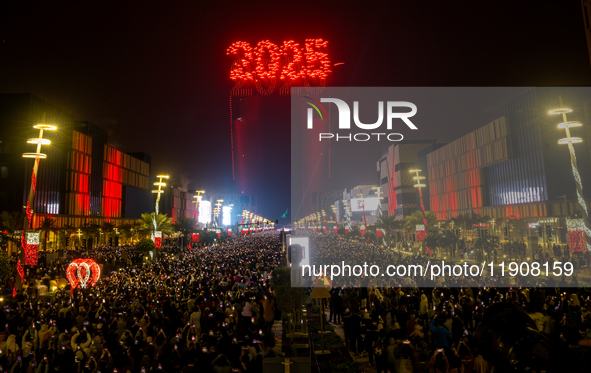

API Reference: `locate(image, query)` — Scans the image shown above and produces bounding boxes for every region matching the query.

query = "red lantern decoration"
[154,231,162,248]
[192,233,199,243]
[23,232,39,265]
[376,230,383,238]
[567,230,585,252]
[66,258,101,291]
[416,230,427,242]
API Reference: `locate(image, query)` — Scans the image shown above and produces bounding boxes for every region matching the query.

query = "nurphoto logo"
[304,96,418,142]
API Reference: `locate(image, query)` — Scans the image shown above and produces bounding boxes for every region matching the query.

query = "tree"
[101,222,115,246]
[404,211,437,233]
[375,215,403,245]
[0,211,25,254]
[174,217,197,246]
[271,267,307,341]
[451,213,470,231]
[0,250,13,280]
[363,231,377,243]
[423,233,439,251]
[80,223,100,248]
[138,213,174,238]
[136,237,155,253]
[38,217,55,251]
[119,223,135,245]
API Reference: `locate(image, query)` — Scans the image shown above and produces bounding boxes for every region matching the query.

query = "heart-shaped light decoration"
[66,259,101,292]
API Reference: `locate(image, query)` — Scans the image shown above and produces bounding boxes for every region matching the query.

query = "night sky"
[1,0,590,220]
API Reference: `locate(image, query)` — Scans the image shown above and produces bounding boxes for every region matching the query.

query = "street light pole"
[410,168,432,256]
[151,175,169,235]
[22,121,57,266]
[549,98,591,250]
[193,189,205,221]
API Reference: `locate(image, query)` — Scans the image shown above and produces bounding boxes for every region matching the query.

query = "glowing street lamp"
[151,175,169,236]
[331,204,338,232]
[410,168,432,256]
[22,122,57,266]
[152,175,169,216]
[193,190,205,220]
[549,99,591,250]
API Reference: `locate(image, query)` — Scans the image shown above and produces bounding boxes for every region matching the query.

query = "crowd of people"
[0,233,282,373]
[0,229,590,373]
[306,232,591,372]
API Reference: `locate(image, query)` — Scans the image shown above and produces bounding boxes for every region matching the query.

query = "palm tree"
[451,213,470,231]
[174,217,197,246]
[0,211,25,255]
[38,217,55,251]
[101,222,115,246]
[138,213,174,238]
[404,211,437,233]
[61,224,76,250]
[119,223,135,245]
[375,215,403,245]
[80,222,100,248]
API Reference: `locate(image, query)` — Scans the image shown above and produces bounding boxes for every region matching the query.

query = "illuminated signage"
[350,197,381,212]
[198,201,211,224]
[227,39,331,94]
[223,206,231,226]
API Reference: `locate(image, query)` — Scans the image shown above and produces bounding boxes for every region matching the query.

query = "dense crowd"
[306,232,584,288]
[0,233,282,373]
[305,232,591,372]
[2,229,591,373]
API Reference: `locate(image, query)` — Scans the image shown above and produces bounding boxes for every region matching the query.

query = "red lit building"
[0,94,151,232]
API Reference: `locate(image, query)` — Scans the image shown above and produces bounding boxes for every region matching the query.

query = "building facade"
[377,141,446,219]
[426,88,591,223]
[0,94,151,229]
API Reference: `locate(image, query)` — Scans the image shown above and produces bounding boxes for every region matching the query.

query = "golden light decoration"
[557,121,583,129]
[558,137,583,145]
[548,108,573,115]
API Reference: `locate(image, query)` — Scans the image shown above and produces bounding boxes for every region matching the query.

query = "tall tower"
[227,39,332,217]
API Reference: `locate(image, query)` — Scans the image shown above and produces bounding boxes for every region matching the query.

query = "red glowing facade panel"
[427,118,510,220]
[66,131,92,215]
[102,145,124,218]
